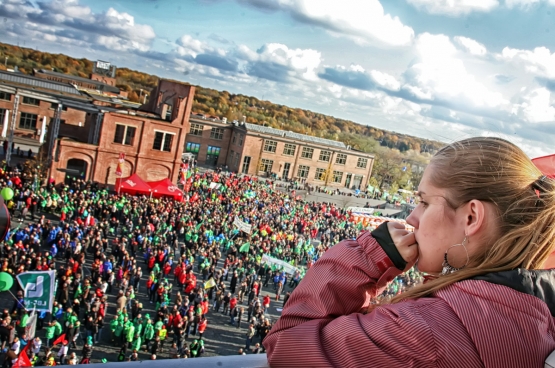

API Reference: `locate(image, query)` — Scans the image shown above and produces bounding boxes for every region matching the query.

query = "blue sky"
[2,0,555,156]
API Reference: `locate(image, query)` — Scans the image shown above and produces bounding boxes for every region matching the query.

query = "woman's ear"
[462,199,487,237]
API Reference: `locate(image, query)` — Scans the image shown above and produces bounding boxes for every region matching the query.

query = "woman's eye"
[420,201,428,208]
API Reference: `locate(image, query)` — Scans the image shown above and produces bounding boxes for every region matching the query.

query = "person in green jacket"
[143,319,155,352]
[114,319,124,343]
[110,315,119,343]
[126,324,135,348]
[154,320,163,334]
[17,310,29,336]
[45,321,56,347]
[133,316,143,337]
[131,333,141,352]
[190,339,204,358]
[53,320,63,338]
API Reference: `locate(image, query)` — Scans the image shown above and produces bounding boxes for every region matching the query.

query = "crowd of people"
[0,161,415,366]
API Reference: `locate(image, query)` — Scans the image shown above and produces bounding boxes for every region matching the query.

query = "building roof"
[0,70,81,96]
[244,123,347,149]
[36,69,120,94]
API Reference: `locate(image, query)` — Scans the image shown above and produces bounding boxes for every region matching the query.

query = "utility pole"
[6,93,19,166]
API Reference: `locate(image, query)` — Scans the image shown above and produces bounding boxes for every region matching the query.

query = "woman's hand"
[387,222,419,271]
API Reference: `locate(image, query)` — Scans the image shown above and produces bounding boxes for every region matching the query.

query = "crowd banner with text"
[347,207,375,214]
[233,216,252,234]
[16,271,56,313]
[261,255,298,275]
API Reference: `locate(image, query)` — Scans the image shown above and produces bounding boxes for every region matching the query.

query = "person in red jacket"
[197,316,207,340]
[265,137,555,368]
[262,295,270,310]
[174,264,183,286]
[163,262,172,276]
[200,298,209,316]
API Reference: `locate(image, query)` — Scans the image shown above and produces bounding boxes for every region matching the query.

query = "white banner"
[233,216,252,234]
[209,182,221,189]
[262,255,298,275]
[25,312,37,339]
[347,207,375,214]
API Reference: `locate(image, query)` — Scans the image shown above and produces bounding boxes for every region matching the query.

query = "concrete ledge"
[78,354,269,368]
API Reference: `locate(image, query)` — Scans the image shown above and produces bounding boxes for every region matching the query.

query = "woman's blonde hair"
[386,137,555,304]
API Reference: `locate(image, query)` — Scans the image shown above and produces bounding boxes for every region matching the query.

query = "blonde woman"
[265,137,555,368]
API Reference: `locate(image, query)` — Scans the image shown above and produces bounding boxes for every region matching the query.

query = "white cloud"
[237,0,414,46]
[500,46,555,79]
[404,33,506,108]
[171,35,322,83]
[407,0,499,15]
[370,70,401,91]
[512,87,555,123]
[176,35,209,57]
[254,43,322,81]
[454,36,487,56]
[0,0,155,52]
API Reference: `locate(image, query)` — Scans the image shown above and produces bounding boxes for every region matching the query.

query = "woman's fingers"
[387,222,419,270]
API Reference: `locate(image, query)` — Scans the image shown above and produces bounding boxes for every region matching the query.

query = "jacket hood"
[473,269,555,316]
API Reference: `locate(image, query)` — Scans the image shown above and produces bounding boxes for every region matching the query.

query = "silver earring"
[441,236,469,275]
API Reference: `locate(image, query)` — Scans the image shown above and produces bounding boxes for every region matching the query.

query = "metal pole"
[6,94,19,166]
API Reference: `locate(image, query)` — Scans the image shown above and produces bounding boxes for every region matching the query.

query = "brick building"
[49,80,195,184]
[0,69,92,150]
[185,116,375,189]
[0,67,195,185]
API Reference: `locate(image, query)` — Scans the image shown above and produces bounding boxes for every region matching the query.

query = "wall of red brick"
[0,95,87,141]
[185,118,233,166]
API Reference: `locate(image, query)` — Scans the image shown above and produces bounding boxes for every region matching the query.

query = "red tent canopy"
[532,154,555,179]
[147,178,183,200]
[115,174,152,196]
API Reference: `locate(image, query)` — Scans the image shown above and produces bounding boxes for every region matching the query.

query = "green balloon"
[0,188,13,201]
[0,272,13,292]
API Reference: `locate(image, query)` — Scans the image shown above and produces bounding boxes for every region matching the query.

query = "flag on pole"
[116,153,125,177]
[12,344,31,368]
[204,278,216,289]
[52,333,68,346]
[239,243,250,253]
[16,271,56,313]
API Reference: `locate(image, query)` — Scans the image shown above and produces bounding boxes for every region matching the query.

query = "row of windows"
[189,123,227,141]
[262,140,367,168]
[185,142,221,156]
[0,92,12,101]
[257,161,344,183]
[113,123,174,152]
[0,94,72,111]
[230,151,241,168]
[232,133,244,146]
